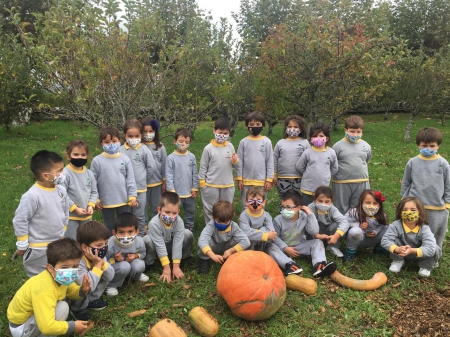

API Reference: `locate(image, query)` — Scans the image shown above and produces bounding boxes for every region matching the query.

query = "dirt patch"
[389,289,450,336]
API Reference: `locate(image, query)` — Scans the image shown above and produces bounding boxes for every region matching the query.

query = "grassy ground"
[1,114,450,336]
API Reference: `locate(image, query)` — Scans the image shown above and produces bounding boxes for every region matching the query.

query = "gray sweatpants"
[389,245,442,269]
[319,222,342,250]
[426,209,449,249]
[143,229,194,265]
[101,205,131,234]
[109,259,145,288]
[146,185,162,223]
[291,239,327,266]
[241,185,268,210]
[345,226,388,251]
[9,301,69,337]
[131,192,147,236]
[251,241,292,270]
[301,193,314,208]
[65,219,91,240]
[23,248,47,278]
[332,181,370,215]
[180,197,195,230]
[276,178,302,197]
[201,186,235,224]
[197,239,239,260]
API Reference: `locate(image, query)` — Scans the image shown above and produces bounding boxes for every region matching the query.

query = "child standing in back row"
[199,118,238,224]
[332,115,372,214]
[236,112,274,210]
[62,140,98,240]
[120,119,156,236]
[273,115,310,197]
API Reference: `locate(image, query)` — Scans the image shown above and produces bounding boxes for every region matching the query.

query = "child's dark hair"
[77,221,111,246]
[114,212,138,231]
[174,128,192,141]
[314,186,333,201]
[212,200,234,223]
[395,196,427,226]
[309,121,331,146]
[47,238,82,267]
[415,127,442,146]
[141,117,162,150]
[214,117,231,131]
[66,140,90,158]
[30,150,63,179]
[159,191,180,208]
[284,115,307,139]
[345,115,364,129]
[123,119,142,135]
[99,126,120,144]
[245,111,265,127]
[281,189,302,207]
[350,189,388,226]
[246,186,266,201]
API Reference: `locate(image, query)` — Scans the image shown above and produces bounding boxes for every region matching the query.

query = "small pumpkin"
[188,306,219,337]
[330,271,387,291]
[149,319,187,337]
[217,250,286,321]
[285,274,318,295]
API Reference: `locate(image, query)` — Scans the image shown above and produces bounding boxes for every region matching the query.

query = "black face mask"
[70,158,88,167]
[248,126,263,136]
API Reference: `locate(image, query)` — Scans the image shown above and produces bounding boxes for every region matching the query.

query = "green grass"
[1,114,450,336]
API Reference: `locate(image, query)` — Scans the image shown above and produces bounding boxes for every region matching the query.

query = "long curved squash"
[330,271,387,291]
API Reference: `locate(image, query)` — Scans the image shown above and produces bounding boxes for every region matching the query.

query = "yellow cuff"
[266,178,273,183]
[191,189,198,192]
[236,176,242,181]
[234,244,244,252]
[446,203,450,209]
[17,234,28,241]
[336,230,345,236]
[63,225,67,231]
[262,232,269,242]
[137,253,141,259]
[128,196,137,201]
[202,246,212,254]
[97,198,100,203]
[169,189,175,193]
[389,245,398,254]
[160,256,170,266]
[199,180,206,189]
[273,172,277,178]
[109,258,116,265]
[416,248,423,258]
[162,177,166,181]
[173,259,181,264]
[232,158,239,164]
[92,267,103,277]
[69,204,77,212]
[88,201,96,208]
[101,262,109,271]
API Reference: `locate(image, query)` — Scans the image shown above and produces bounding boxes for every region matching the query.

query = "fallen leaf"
[321,306,325,313]
[79,321,95,336]
[172,304,184,308]
[183,284,191,290]
[148,297,156,303]
[127,309,147,318]
[326,299,333,307]
[392,282,402,288]
[145,283,156,287]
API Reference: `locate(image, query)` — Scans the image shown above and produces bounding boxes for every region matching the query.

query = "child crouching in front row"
[198,200,250,274]
[381,197,441,278]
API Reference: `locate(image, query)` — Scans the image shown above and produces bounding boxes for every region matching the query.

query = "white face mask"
[315,203,331,212]
[116,235,136,247]
[126,138,141,148]
[280,209,297,219]
[143,133,155,142]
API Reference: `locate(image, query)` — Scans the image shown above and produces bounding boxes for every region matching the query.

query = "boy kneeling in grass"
[7,238,91,337]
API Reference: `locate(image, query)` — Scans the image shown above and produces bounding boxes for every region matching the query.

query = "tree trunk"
[384,110,389,121]
[441,111,446,126]
[403,111,417,142]
[330,115,340,131]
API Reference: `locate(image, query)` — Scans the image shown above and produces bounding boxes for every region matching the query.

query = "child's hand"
[81,274,91,295]
[160,266,172,283]
[172,264,184,280]
[17,249,27,256]
[272,177,278,186]
[86,205,94,215]
[327,233,340,245]
[84,247,104,266]
[95,202,103,210]
[359,222,368,231]
[191,190,197,198]
[74,207,87,216]
[365,231,376,238]
[397,245,414,257]
[114,251,124,262]
[264,181,272,191]
[238,180,244,191]
[267,230,278,240]
[284,246,300,258]
[74,321,88,334]
[231,153,238,163]
[223,248,235,260]
[161,181,166,192]
[129,199,138,208]
[314,233,329,240]
[300,205,311,215]
[210,254,224,264]
[125,253,138,262]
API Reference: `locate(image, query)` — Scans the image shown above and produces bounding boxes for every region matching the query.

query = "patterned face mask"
[161,213,177,225]
[89,245,108,259]
[345,133,361,143]
[103,142,121,154]
[46,172,66,185]
[126,138,141,148]
[214,133,229,144]
[247,199,264,210]
[401,210,420,222]
[143,133,155,142]
[115,235,136,247]
[362,204,380,216]
[419,148,437,157]
[176,143,189,151]
[51,266,78,286]
[311,137,327,148]
[286,128,300,138]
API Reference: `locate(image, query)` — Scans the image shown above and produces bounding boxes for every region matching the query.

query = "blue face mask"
[420,148,438,157]
[345,133,361,143]
[103,142,120,155]
[214,220,230,231]
[51,266,78,286]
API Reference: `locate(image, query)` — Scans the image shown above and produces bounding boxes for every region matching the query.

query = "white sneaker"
[327,246,344,258]
[106,287,118,296]
[389,260,404,273]
[433,261,439,268]
[138,273,149,282]
[418,268,431,278]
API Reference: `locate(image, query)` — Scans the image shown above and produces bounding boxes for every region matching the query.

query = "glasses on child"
[279,205,299,211]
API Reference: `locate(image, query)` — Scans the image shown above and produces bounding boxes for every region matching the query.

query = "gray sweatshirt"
[401,154,450,209]
[120,143,156,193]
[198,140,238,188]
[236,136,274,185]
[143,142,167,187]
[308,202,349,236]
[381,220,436,258]
[295,147,338,195]
[198,220,250,254]
[273,138,310,179]
[106,235,146,264]
[272,212,319,250]
[147,214,185,265]
[165,151,199,198]
[75,256,114,302]
[62,165,98,221]
[345,208,386,235]
[90,152,138,207]
[13,184,69,250]
[332,138,372,183]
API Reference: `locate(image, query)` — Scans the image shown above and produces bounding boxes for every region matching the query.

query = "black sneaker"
[187,227,195,234]
[198,259,211,274]
[373,245,390,256]
[182,256,196,267]
[343,249,356,261]
[70,308,91,320]
[283,262,303,276]
[313,261,337,278]
[87,299,108,311]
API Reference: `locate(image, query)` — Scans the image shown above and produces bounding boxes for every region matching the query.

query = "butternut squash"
[188,307,219,337]
[330,271,387,291]
[149,319,187,337]
[285,275,318,295]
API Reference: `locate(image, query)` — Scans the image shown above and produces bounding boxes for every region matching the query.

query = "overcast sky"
[196,0,241,25]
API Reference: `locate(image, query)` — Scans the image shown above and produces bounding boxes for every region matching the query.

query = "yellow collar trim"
[245,208,264,218]
[124,143,142,150]
[35,183,56,191]
[317,210,328,215]
[144,141,155,145]
[343,137,361,143]
[102,152,122,158]
[218,224,232,233]
[312,146,328,152]
[247,135,264,140]
[286,137,301,141]
[402,221,420,233]
[418,154,440,161]
[173,150,189,155]
[68,164,86,173]
[211,139,227,147]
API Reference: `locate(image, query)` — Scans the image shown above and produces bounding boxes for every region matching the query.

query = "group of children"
[7,113,450,337]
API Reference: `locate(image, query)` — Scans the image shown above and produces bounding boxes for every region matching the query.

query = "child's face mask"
[401,210,419,222]
[143,133,155,142]
[246,198,264,210]
[116,235,136,247]
[363,204,379,216]
[50,266,79,286]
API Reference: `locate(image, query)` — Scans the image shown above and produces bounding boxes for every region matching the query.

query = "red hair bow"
[375,191,386,203]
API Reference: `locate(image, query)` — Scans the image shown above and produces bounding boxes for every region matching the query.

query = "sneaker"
[198,259,211,274]
[373,245,390,256]
[389,260,404,273]
[187,227,195,234]
[327,246,344,258]
[418,268,431,277]
[138,273,149,282]
[87,299,108,311]
[106,287,118,296]
[434,261,439,268]
[182,256,196,267]
[70,308,91,320]
[313,261,338,278]
[283,262,303,276]
[343,249,356,261]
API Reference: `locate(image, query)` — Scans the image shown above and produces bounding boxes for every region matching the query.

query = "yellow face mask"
[401,210,419,222]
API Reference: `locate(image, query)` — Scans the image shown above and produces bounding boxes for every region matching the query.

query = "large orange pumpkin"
[216,250,286,321]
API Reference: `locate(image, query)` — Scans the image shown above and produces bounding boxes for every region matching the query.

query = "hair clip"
[374,191,386,203]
